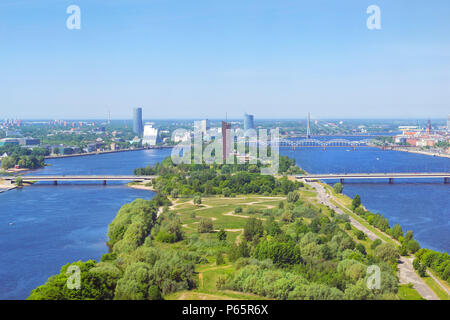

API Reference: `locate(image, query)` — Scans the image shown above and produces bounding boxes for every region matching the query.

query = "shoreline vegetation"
[26,155,449,300]
[391,147,450,159]
[319,182,449,300]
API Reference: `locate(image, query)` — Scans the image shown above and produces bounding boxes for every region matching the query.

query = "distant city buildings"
[244,113,254,131]
[0,137,40,147]
[142,123,159,146]
[447,114,450,132]
[394,119,448,149]
[172,130,191,143]
[133,107,144,137]
[194,119,210,135]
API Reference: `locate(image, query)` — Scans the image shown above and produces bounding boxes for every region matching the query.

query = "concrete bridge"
[5,175,157,185]
[296,172,450,184]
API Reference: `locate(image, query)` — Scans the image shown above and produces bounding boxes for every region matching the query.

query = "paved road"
[306,181,440,300]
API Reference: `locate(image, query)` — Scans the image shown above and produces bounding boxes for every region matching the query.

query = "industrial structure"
[307,112,311,138]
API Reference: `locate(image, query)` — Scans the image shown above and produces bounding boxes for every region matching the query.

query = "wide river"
[0,144,449,299]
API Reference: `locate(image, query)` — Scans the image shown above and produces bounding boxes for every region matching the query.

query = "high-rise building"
[447,114,450,132]
[142,123,159,146]
[133,108,143,137]
[244,113,254,131]
[195,119,210,135]
[222,121,231,162]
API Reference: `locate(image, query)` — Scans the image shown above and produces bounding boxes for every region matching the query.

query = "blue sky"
[0,0,449,119]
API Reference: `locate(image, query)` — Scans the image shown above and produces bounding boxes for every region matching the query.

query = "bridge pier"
[445,177,449,184]
[53,181,57,185]
[103,180,107,185]
[340,178,344,184]
[389,178,394,184]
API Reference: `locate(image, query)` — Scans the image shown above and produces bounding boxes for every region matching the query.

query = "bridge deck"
[296,173,450,180]
[6,175,156,181]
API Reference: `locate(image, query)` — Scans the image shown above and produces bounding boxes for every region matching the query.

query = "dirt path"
[306,181,440,300]
[398,256,439,300]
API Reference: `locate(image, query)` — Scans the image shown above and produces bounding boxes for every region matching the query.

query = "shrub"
[198,218,214,233]
[155,231,177,243]
[353,229,367,240]
[356,243,367,255]
[287,191,299,203]
[370,239,382,250]
[216,252,225,265]
[193,195,202,205]
[217,229,227,241]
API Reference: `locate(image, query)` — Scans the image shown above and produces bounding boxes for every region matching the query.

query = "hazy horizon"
[1,0,449,119]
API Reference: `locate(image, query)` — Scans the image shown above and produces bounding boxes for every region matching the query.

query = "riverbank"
[389,147,450,159]
[44,146,172,160]
[314,180,449,300]
[127,181,156,192]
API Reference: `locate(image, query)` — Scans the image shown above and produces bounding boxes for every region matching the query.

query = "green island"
[27,156,449,300]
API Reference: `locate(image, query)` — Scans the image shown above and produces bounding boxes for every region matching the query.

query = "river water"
[0,149,171,299]
[0,145,449,299]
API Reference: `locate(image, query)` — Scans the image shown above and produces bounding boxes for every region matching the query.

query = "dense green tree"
[374,243,399,264]
[405,240,420,254]
[254,239,302,265]
[28,260,120,300]
[351,195,361,211]
[390,224,404,240]
[333,183,344,194]
[243,218,264,242]
[114,262,156,300]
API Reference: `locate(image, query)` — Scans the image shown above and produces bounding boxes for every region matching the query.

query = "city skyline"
[1,0,450,119]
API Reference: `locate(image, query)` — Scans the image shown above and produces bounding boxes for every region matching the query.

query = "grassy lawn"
[428,270,450,292]
[160,194,286,300]
[397,284,425,300]
[165,257,268,300]
[421,276,450,300]
[173,195,284,234]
